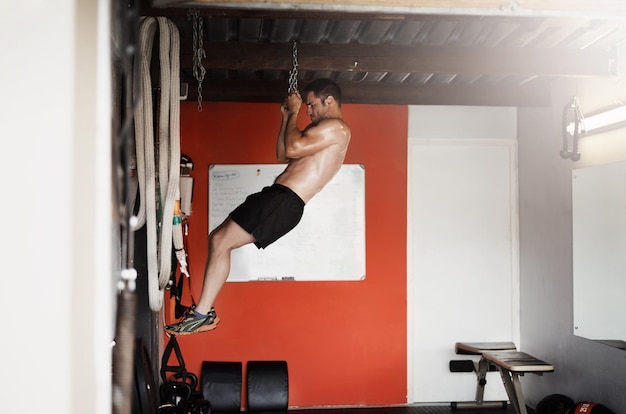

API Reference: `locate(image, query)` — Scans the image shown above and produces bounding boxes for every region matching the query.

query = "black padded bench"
[451,342,517,410]
[483,351,554,414]
[451,342,554,414]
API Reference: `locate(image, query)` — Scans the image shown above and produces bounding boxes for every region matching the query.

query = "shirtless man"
[165,78,351,336]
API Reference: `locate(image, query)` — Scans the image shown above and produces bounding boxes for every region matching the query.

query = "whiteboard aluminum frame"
[208,163,366,281]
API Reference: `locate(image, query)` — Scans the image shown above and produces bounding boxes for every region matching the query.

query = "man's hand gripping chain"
[283,91,302,115]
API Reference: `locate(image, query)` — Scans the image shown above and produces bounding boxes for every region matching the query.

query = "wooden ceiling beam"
[141,3,540,24]
[182,42,615,77]
[182,79,551,107]
[150,0,626,20]
[140,0,600,27]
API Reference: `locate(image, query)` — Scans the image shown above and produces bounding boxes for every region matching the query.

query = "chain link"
[288,40,298,94]
[188,9,206,112]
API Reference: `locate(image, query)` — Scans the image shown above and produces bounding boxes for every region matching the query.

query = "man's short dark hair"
[303,78,342,106]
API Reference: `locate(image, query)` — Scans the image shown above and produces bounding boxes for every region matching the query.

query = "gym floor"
[275,405,527,414]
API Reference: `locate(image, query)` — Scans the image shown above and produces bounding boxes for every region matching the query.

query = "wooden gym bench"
[451,342,554,414]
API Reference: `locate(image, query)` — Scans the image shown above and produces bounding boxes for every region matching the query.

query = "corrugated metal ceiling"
[139,3,626,106]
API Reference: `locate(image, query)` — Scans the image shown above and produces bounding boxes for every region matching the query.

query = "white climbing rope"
[134,16,186,311]
[135,17,161,311]
[157,17,183,293]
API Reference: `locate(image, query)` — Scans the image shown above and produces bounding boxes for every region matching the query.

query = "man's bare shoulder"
[318,117,349,127]
[314,117,351,137]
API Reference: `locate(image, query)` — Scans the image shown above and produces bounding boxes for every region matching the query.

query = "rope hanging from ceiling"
[134,16,186,311]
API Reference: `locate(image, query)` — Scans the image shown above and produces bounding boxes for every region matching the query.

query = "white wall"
[0,1,113,413]
[517,46,626,412]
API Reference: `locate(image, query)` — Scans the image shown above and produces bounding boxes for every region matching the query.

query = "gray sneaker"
[165,306,220,336]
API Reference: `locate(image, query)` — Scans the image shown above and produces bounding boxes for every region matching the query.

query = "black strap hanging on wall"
[160,336,208,412]
[160,336,188,382]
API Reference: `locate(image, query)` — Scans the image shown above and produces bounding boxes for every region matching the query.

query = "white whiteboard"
[208,164,366,281]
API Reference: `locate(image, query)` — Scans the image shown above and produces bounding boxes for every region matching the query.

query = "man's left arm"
[276,106,290,163]
[279,92,303,161]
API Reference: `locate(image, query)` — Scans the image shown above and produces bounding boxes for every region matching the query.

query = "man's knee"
[209,225,229,251]
[209,218,254,252]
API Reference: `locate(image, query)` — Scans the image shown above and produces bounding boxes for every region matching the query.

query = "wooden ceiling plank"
[182,79,550,106]
[151,0,626,19]
[182,42,614,77]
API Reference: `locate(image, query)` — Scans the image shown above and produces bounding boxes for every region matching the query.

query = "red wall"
[166,101,408,408]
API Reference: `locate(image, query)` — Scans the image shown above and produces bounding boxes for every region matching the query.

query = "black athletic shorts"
[229,183,305,249]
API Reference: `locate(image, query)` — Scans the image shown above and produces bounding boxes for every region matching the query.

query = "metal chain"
[188,9,206,112]
[288,40,298,94]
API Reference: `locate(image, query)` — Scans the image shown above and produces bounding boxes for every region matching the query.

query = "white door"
[407,106,520,403]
